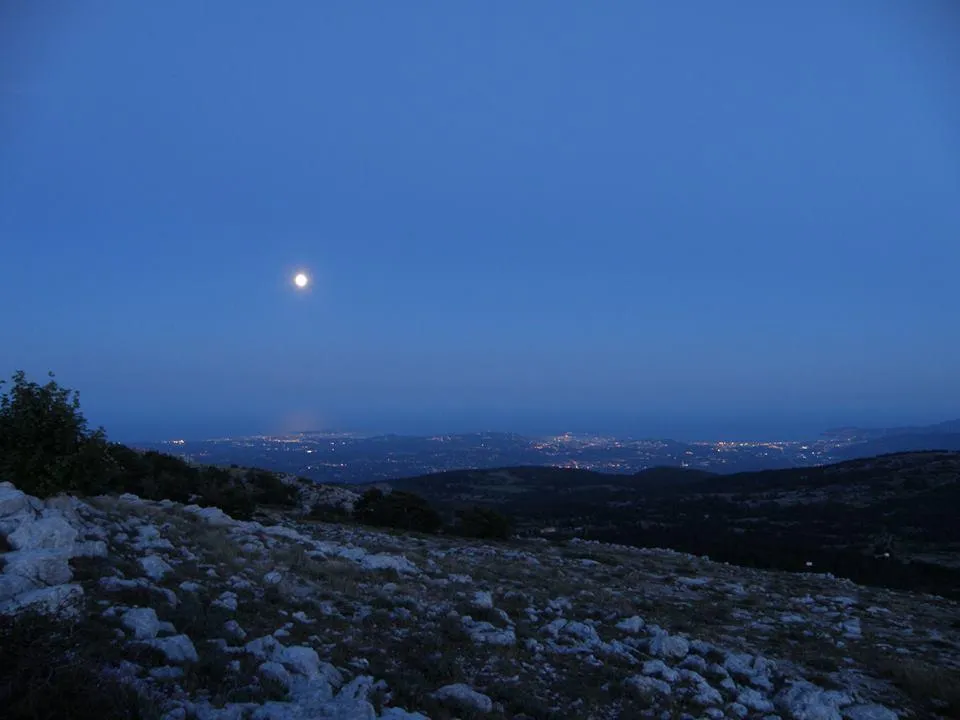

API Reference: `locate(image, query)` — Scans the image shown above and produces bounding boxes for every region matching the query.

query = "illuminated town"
[137,430,856,485]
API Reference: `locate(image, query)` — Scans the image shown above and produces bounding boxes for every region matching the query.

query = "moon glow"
[293,272,309,289]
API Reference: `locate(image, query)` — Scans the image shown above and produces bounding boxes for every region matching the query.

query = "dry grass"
[0,599,161,720]
[868,653,960,715]
[7,490,955,720]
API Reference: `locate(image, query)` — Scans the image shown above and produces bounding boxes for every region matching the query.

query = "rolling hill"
[382,452,960,599]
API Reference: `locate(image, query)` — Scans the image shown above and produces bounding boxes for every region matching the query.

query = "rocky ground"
[1,480,958,720]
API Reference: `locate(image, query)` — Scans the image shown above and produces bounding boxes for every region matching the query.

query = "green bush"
[245,469,299,507]
[353,488,443,534]
[0,371,114,498]
[450,506,513,540]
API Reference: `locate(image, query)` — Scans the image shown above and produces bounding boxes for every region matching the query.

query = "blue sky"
[2,2,959,441]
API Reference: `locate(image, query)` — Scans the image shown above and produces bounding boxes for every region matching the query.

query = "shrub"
[308,502,351,522]
[0,371,114,498]
[245,469,299,507]
[0,370,296,518]
[353,488,443,534]
[450,506,513,540]
[0,604,154,719]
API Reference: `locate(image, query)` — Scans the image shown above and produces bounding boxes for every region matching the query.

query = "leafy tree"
[0,371,114,497]
[0,370,296,519]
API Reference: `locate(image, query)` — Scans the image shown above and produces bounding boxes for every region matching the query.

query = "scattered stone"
[472,590,494,609]
[776,680,852,720]
[433,683,494,713]
[649,630,690,660]
[149,666,185,680]
[148,634,199,663]
[626,674,673,696]
[213,591,239,611]
[140,555,173,581]
[616,615,645,633]
[643,659,680,683]
[224,619,247,640]
[121,607,162,640]
[259,661,293,690]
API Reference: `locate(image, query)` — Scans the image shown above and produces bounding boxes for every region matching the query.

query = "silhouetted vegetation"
[449,505,513,540]
[0,371,298,520]
[0,371,115,498]
[393,455,960,599]
[308,502,352,523]
[243,468,300,507]
[0,602,154,719]
[353,488,443,534]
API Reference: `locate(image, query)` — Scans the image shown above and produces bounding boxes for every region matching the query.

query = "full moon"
[293,272,309,289]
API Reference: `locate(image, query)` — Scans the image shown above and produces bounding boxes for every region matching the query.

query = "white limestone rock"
[182,505,236,526]
[134,525,175,551]
[472,590,494,609]
[1,549,72,588]
[140,555,173,581]
[724,651,777,691]
[775,680,853,720]
[8,514,78,552]
[626,674,673,696]
[245,635,285,660]
[359,553,419,574]
[278,645,323,678]
[433,683,494,713]
[0,483,31,517]
[224,619,247,640]
[616,615,646,633]
[739,688,777,713]
[0,572,37,605]
[213,591,239,611]
[74,540,108,557]
[121,607,162,640]
[642,659,680,683]
[462,616,517,646]
[149,666,185,681]
[0,583,83,615]
[259,661,293,690]
[648,630,690,660]
[148,634,199,663]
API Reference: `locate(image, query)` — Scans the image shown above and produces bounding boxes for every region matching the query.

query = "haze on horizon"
[2,3,959,444]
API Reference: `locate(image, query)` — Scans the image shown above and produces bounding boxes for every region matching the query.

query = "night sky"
[2,2,959,441]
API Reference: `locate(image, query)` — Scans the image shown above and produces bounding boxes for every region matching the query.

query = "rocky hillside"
[386,453,960,600]
[2,479,958,720]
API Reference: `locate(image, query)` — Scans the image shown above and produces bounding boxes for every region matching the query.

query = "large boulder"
[0,483,34,520]
[148,634,199,663]
[776,680,853,720]
[0,583,83,615]
[433,683,494,713]
[121,607,162,640]
[1,549,72,589]
[7,514,78,553]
